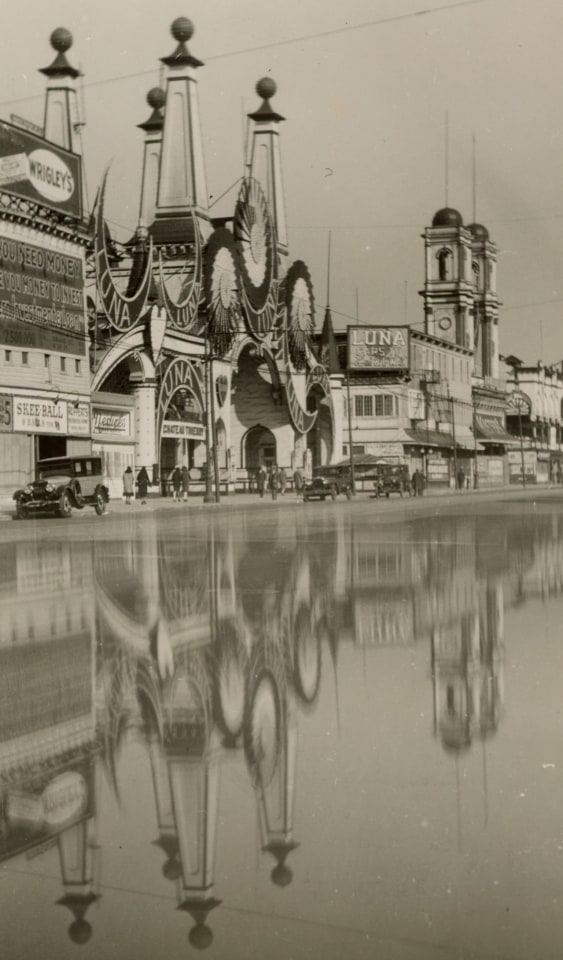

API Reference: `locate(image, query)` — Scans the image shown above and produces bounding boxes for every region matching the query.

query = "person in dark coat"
[123,466,134,505]
[412,468,425,497]
[181,464,190,503]
[269,464,279,500]
[171,466,182,501]
[293,467,303,498]
[137,466,150,504]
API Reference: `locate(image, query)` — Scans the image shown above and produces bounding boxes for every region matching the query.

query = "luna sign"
[347,325,410,371]
[0,121,82,219]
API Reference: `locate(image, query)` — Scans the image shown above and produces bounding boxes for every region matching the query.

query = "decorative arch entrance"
[243,425,277,471]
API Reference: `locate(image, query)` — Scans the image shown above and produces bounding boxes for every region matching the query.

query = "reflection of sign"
[92,408,131,437]
[0,393,12,430]
[347,325,409,371]
[0,120,81,218]
[13,396,68,434]
[0,236,85,355]
[67,402,90,437]
[162,421,205,439]
[0,762,94,864]
[507,391,532,415]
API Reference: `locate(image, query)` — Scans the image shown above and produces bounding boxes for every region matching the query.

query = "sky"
[1,0,563,366]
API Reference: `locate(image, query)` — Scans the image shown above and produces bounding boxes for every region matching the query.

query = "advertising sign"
[0,235,85,355]
[92,408,132,438]
[0,393,12,431]
[0,120,82,218]
[508,450,537,483]
[13,396,68,434]
[67,402,90,437]
[347,325,409,371]
[162,420,205,440]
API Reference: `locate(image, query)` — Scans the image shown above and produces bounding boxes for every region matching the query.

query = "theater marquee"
[347,325,409,371]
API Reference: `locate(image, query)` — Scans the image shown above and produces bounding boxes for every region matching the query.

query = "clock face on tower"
[234,177,277,339]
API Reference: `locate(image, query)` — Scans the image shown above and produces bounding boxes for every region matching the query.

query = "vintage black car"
[13,455,110,519]
[371,462,411,498]
[303,465,353,501]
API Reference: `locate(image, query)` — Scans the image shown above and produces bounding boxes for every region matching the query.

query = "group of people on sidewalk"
[123,464,189,505]
[255,464,304,500]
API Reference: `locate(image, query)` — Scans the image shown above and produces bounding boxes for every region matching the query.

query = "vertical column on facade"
[132,379,157,471]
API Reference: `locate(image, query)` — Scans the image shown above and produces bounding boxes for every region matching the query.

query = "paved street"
[1,487,563,959]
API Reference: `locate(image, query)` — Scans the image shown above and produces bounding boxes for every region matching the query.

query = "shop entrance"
[37,436,66,460]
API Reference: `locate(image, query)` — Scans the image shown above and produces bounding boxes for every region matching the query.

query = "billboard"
[0,120,82,219]
[0,235,85,355]
[347,325,409,371]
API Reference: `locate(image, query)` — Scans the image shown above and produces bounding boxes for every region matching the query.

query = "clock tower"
[420,207,474,350]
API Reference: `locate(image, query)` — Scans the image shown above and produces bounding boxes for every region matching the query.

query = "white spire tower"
[247,78,289,268]
[152,17,210,240]
[137,87,165,238]
[39,28,82,154]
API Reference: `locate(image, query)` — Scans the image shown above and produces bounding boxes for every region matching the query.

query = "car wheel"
[94,489,106,516]
[15,499,27,520]
[320,495,326,501]
[58,490,72,518]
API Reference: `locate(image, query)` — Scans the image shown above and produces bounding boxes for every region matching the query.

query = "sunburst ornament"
[204,227,241,356]
[234,177,278,338]
[285,260,315,370]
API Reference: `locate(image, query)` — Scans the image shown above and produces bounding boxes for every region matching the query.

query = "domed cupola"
[468,222,489,241]
[432,207,464,228]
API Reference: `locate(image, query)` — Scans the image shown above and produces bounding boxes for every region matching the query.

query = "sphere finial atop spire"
[147,87,166,111]
[247,76,285,124]
[50,27,73,52]
[171,16,194,43]
[256,77,276,100]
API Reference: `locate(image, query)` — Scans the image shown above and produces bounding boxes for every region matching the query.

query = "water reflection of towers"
[94,517,326,947]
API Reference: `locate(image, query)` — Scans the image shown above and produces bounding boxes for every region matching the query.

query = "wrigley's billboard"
[347,325,409,371]
[0,121,82,219]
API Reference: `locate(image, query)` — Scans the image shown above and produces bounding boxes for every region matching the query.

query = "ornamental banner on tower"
[0,121,82,218]
[347,325,409,371]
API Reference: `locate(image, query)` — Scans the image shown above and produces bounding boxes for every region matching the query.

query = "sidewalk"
[1,482,558,518]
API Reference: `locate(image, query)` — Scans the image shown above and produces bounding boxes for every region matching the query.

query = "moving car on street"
[371,462,411,498]
[13,454,110,519]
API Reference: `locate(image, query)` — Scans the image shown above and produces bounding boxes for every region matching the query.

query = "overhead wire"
[0,0,492,108]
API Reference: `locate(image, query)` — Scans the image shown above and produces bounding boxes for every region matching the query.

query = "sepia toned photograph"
[0,2,562,957]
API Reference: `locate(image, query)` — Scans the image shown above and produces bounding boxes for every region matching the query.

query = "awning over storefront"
[474,415,520,445]
[403,428,481,450]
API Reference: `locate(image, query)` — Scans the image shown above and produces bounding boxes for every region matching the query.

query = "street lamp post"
[503,354,526,489]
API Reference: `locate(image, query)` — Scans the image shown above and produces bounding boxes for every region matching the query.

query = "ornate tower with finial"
[152,17,210,240]
[137,87,165,238]
[419,207,474,351]
[247,77,288,268]
[39,27,82,154]
[467,222,499,379]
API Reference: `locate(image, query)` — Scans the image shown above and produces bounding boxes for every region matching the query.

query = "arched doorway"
[244,425,276,471]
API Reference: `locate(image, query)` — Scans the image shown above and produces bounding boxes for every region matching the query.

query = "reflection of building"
[0,540,99,942]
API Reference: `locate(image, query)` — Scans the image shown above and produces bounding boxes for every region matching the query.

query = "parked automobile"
[370,462,411,498]
[303,465,353,501]
[13,455,110,519]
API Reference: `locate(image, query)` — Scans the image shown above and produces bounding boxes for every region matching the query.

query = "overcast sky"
[2,0,563,366]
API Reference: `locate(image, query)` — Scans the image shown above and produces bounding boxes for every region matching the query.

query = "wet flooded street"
[1,493,563,960]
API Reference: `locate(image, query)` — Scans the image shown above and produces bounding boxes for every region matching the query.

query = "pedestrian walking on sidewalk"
[137,466,150,504]
[123,466,134,505]
[171,466,181,501]
[293,467,303,498]
[257,464,267,498]
[181,464,190,502]
[269,464,279,500]
[412,469,425,497]
[457,467,465,491]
